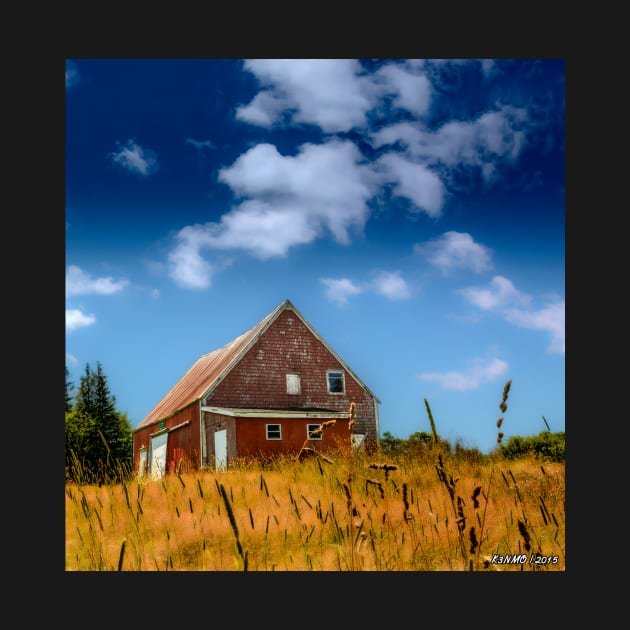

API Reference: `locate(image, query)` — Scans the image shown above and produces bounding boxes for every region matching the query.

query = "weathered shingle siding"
[206,310,378,442]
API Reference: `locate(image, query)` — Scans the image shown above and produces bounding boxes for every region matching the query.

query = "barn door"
[150,431,168,479]
[214,429,227,472]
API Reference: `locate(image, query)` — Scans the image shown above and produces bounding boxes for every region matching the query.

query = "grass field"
[65,445,564,571]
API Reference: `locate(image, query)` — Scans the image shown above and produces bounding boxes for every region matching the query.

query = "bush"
[499,431,565,463]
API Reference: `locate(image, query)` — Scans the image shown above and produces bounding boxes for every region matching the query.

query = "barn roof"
[134,299,379,431]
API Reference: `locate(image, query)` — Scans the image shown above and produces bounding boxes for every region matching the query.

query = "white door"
[351,433,366,449]
[150,431,168,479]
[138,447,148,477]
[214,429,227,472]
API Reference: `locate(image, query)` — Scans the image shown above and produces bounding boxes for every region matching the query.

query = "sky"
[65,58,565,454]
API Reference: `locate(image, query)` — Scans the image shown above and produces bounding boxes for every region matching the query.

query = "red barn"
[132,299,380,477]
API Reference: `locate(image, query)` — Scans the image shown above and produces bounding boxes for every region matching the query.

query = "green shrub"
[500,431,565,463]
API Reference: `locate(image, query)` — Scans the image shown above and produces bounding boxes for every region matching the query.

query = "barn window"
[307,423,323,440]
[327,370,345,394]
[286,373,301,395]
[266,424,282,440]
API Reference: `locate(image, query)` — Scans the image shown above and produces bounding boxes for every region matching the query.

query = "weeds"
[66,385,565,571]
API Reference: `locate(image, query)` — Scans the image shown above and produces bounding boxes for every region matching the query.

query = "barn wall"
[234,416,353,458]
[207,310,378,443]
[133,402,201,474]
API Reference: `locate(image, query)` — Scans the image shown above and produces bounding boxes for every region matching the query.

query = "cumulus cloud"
[370,104,529,189]
[418,357,509,391]
[66,308,96,333]
[504,300,565,354]
[66,265,129,297]
[168,229,215,289]
[374,62,432,116]
[415,231,493,275]
[320,270,411,305]
[167,139,378,287]
[370,270,411,300]
[375,153,445,217]
[457,276,564,353]
[320,278,364,305]
[236,59,374,133]
[457,275,530,310]
[108,139,159,176]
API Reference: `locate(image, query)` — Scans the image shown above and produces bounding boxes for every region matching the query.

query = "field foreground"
[65,451,565,571]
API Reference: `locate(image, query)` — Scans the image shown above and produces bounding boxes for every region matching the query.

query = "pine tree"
[67,361,133,484]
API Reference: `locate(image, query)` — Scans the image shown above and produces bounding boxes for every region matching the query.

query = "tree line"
[65,362,133,484]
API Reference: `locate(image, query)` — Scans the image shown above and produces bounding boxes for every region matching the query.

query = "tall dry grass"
[66,387,564,571]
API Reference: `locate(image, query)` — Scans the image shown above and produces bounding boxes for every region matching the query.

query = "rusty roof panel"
[135,301,285,430]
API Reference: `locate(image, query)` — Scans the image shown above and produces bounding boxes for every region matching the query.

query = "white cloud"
[66,308,96,333]
[168,229,215,289]
[168,139,378,288]
[108,139,159,176]
[370,270,411,300]
[235,89,291,127]
[370,103,529,188]
[321,270,411,305]
[415,231,493,275]
[418,357,509,391]
[457,276,564,353]
[374,62,432,115]
[66,265,129,297]
[237,59,373,132]
[376,153,445,218]
[504,300,565,354]
[457,275,530,310]
[237,59,439,134]
[320,278,364,305]
[66,352,78,367]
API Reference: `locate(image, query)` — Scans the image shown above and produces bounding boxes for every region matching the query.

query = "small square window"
[327,370,345,394]
[266,424,282,440]
[286,373,301,395]
[307,423,323,440]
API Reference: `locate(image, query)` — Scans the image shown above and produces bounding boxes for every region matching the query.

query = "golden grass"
[66,382,564,571]
[65,448,564,571]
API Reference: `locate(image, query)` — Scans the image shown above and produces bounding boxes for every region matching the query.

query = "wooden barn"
[132,299,380,477]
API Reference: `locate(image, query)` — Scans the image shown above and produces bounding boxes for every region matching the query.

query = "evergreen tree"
[76,363,94,416]
[67,361,133,484]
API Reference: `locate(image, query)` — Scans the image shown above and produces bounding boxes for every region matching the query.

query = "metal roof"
[134,299,378,431]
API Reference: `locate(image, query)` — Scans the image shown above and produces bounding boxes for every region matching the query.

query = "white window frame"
[307,423,323,440]
[286,373,301,395]
[266,423,282,440]
[326,369,345,394]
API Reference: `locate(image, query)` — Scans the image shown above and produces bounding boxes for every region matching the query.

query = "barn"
[132,299,380,477]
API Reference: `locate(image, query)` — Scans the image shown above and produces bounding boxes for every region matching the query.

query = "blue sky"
[65,58,564,453]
